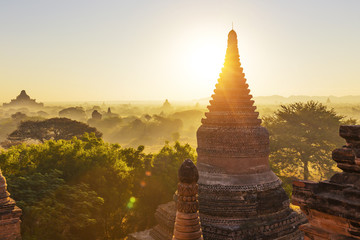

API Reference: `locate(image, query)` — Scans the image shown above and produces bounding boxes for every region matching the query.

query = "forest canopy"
[0,134,195,240]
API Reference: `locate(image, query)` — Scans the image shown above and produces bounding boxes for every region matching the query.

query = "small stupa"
[196,29,305,239]
[172,159,203,240]
[3,90,43,108]
[0,169,22,240]
[161,99,172,112]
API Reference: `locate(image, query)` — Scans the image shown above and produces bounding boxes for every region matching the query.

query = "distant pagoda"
[196,29,305,239]
[3,90,44,108]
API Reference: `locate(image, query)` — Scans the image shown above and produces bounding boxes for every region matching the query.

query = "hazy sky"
[1,0,360,102]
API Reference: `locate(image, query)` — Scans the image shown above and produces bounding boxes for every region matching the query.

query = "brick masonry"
[293,125,360,240]
[0,169,22,240]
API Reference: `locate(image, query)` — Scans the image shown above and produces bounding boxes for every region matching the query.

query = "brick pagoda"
[196,29,305,239]
[292,125,360,239]
[172,159,203,240]
[0,169,22,240]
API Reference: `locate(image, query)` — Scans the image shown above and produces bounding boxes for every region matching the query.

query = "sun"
[172,33,228,99]
[188,42,225,84]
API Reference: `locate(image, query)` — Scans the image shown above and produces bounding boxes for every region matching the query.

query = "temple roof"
[201,29,261,127]
[16,90,31,101]
[3,90,43,108]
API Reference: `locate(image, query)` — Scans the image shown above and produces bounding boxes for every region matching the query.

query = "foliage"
[263,101,356,195]
[0,118,18,143]
[11,112,27,121]
[7,118,102,143]
[103,115,183,148]
[128,141,196,229]
[0,134,196,239]
[22,184,104,240]
[58,107,87,121]
[152,141,196,198]
[7,170,65,209]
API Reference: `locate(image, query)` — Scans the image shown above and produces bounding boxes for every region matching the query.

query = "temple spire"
[172,160,203,240]
[196,29,305,239]
[201,29,261,127]
[223,29,241,69]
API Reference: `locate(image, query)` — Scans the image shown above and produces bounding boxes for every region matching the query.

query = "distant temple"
[129,29,306,240]
[3,90,44,108]
[161,99,172,112]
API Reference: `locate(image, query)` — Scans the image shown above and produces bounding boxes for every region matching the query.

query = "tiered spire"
[172,160,203,240]
[202,30,261,127]
[196,29,305,239]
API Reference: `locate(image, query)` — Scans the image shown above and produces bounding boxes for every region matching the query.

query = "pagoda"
[172,159,203,240]
[128,29,306,240]
[293,125,360,239]
[3,90,44,108]
[196,29,305,239]
[0,169,22,240]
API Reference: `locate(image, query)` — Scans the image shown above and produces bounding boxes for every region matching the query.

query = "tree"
[11,112,27,121]
[7,170,65,209]
[263,101,355,184]
[91,110,102,120]
[127,141,196,231]
[1,134,133,239]
[59,107,87,121]
[22,183,104,240]
[150,141,196,204]
[0,134,196,239]
[7,118,102,143]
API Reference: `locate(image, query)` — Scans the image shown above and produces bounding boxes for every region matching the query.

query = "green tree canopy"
[0,134,196,239]
[263,101,355,185]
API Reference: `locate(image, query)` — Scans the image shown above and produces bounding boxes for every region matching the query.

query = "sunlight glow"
[188,42,225,85]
